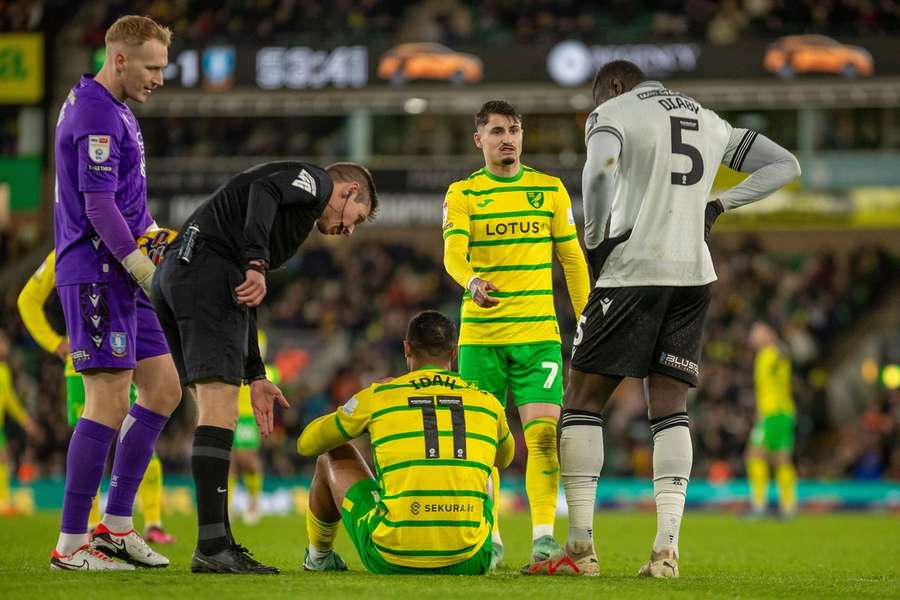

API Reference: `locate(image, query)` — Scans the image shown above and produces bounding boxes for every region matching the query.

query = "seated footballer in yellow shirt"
[297,310,515,574]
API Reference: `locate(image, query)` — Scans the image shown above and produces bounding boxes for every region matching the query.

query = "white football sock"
[56,532,88,555]
[532,524,554,540]
[308,545,333,561]
[560,410,604,552]
[650,413,692,554]
[102,513,133,533]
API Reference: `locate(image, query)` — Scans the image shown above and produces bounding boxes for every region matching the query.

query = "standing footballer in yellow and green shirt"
[746,321,798,518]
[298,311,514,575]
[17,236,177,542]
[230,330,277,526]
[0,329,37,516]
[443,100,590,569]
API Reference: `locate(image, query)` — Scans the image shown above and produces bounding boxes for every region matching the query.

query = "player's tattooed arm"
[467,276,500,308]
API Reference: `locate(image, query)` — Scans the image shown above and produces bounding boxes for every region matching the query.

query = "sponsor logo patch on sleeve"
[88,135,111,163]
[341,396,359,415]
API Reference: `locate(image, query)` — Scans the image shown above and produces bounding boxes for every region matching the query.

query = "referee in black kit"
[151,161,377,574]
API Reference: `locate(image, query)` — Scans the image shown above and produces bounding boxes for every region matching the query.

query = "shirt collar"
[80,73,127,107]
[634,80,664,90]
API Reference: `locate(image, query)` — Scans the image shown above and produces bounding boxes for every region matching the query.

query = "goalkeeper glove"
[704,199,724,241]
[122,248,156,297]
[586,229,631,282]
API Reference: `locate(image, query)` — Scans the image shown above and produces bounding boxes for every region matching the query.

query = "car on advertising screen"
[764,35,874,78]
[378,43,483,85]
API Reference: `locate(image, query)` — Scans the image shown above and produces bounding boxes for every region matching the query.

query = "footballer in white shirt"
[526,60,800,579]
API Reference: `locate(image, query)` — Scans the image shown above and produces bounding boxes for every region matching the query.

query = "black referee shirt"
[184,160,333,269]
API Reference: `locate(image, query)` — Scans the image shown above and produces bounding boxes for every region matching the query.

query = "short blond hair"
[105,15,172,47]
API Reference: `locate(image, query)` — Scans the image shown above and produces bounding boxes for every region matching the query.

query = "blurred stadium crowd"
[5,0,900,44]
[0,0,898,492]
[133,108,898,163]
[1,239,897,482]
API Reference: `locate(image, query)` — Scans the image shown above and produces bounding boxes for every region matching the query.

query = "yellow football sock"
[524,418,559,539]
[489,466,501,542]
[306,508,340,551]
[775,463,797,515]
[228,475,237,510]
[747,457,769,512]
[0,462,9,509]
[138,454,163,527]
[88,488,102,528]
[244,471,263,501]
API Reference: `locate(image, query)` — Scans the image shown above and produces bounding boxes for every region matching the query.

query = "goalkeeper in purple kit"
[49,15,182,571]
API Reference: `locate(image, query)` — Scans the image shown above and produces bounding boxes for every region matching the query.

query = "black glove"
[586,229,632,282]
[704,199,724,241]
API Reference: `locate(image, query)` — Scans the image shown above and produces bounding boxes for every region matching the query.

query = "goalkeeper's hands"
[704,199,724,241]
[122,248,156,298]
[586,229,632,282]
[467,276,500,308]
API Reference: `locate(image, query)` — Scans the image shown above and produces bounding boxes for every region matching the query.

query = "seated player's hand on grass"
[468,277,500,308]
[250,378,289,437]
[235,267,267,307]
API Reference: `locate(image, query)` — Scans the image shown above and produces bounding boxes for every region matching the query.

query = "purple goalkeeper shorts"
[57,281,170,372]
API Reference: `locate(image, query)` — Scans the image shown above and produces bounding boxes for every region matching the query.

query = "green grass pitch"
[0,512,897,599]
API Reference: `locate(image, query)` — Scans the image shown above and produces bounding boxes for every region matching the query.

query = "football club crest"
[526,191,544,208]
[110,331,128,357]
[88,135,110,163]
[202,46,236,92]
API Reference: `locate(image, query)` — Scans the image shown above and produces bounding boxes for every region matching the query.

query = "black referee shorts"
[570,284,712,387]
[151,248,249,387]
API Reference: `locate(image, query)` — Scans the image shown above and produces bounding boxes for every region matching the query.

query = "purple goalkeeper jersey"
[53,74,152,285]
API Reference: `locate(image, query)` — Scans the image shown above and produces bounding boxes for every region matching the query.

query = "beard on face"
[501,157,515,165]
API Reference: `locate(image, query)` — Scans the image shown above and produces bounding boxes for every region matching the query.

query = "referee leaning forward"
[151,160,377,574]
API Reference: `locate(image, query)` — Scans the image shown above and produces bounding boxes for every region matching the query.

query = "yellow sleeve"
[754,346,778,383]
[551,183,590,318]
[297,387,372,456]
[17,251,64,355]
[494,400,515,469]
[442,184,475,290]
[0,364,29,427]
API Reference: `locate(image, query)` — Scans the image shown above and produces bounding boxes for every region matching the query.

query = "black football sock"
[192,426,234,555]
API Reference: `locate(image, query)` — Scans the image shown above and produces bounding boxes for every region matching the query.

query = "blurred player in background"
[229,329,278,526]
[18,241,177,543]
[746,321,798,518]
[298,310,514,575]
[443,100,590,569]
[532,60,801,578]
[0,329,37,516]
[50,15,183,570]
[153,160,377,574]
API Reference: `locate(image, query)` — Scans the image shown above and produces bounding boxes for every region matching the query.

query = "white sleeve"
[719,129,801,211]
[582,130,622,250]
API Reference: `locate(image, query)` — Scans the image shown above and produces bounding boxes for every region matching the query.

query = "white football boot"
[50,544,135,571]
[91,523,170,568]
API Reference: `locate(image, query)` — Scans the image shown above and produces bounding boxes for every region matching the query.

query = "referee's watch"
[246,259,268,274]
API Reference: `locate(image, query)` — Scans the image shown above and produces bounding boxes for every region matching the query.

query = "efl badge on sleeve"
[526,191,544,208]
[137,228,179,265]
[88,135,110,163]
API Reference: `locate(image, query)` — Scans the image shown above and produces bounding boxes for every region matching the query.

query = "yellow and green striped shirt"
[0,362,29,429]
[17,251,77,376]
[754,344,795,417]
[298,367,514,569]
[443,165,590,345]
